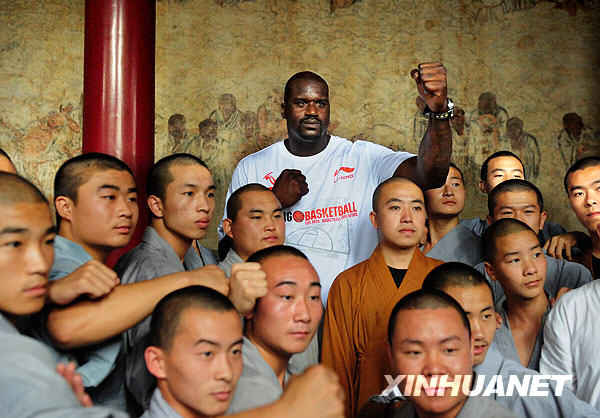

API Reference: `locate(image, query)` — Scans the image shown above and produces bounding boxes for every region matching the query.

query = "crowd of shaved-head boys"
[1,64,600,418]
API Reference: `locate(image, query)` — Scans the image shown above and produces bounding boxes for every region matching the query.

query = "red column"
[83,0,155,264]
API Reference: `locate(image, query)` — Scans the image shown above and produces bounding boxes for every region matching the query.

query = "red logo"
[293,211,304,222]
[333,166,355,177]
[264,172,276,186]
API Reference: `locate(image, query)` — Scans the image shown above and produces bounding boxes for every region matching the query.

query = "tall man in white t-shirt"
[223,63,452,302]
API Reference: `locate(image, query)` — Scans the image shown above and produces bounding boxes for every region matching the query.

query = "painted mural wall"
[1,0,599,249]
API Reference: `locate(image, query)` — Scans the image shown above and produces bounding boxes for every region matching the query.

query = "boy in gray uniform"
[0,172,126,417]
[227,245,322,413]
[474,180,592,306]
[422,163,482,266]
[115,153,267,408]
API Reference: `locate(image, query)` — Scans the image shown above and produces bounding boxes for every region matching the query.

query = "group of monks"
[0,62,599,418]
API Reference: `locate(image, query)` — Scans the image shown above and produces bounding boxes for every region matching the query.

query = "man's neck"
[157,382,205,418]
[426,215,459,249]
[231,245,248,262]
[151,220,192,260]
[380,241,416,269]
[284,134,330,157]
[58,223,109,263]
[415,395,467,418]
[246,333,290,387]
[1,312,19,328]
[505,291,548,326]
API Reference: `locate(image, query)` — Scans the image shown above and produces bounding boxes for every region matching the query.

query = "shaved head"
[0,172,48,207]
[482,218,538,263]
[372,176,421,212]
[284,71,329,103]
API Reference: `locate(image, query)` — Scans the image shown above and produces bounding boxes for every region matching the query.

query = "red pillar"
[83,0,155,264]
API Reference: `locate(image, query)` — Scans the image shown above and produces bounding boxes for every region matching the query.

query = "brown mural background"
[1,0,599,249]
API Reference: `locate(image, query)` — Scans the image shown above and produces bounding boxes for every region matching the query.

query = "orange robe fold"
[322,245,443,418]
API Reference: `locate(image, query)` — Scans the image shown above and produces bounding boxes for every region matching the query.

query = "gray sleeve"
[113,257,161,409]
[0,334,127,418]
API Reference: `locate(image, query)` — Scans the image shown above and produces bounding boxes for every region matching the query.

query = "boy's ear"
[484,262,497,282]
[369,211,379,229]
[539,210,547,231]
[478,180,488,194]
[55,196,75,222]
[145,346,167,380]
[223,218,234,239]
[147,195,164,218]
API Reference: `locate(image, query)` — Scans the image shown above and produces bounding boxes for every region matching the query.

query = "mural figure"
[207,93,246,186]
[0,104,81,194]
[256,89,287,148]
[557,112,600,168]
[450,105,472,173]
[468,91,509,168]
[237,110,259,160]
[507,116,541,179]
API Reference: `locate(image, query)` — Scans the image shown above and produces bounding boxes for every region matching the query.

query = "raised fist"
[272,169,309,209]
[229,262,268,315]
[411,62,448,113]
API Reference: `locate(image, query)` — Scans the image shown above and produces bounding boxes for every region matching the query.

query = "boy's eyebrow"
[0,225,56,235]
[97,184,120,191]
[0,227,27,235]
[569,179,600,193]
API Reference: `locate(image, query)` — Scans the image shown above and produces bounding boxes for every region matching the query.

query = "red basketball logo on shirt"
[293,211,304,222]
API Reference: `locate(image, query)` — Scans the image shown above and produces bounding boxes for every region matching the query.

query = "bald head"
[372,176,421,212]
[0,172,48,207]
[482,218,539,263]
[0,149,17,174]
[284,71,329,103]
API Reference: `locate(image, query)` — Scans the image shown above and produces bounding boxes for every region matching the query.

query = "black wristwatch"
[423,98,454,120]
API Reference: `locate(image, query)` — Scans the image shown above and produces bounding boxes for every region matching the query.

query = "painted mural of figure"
[450,105,471,173]
[558,112,600,169]
[0,104,81,194]
[506,116,541,179]
[155,114,189,160]
[257,89,287,149]
[236,110,260,160]
[467,91,509,168]
[208,94,245,183]
[210,93,243,139]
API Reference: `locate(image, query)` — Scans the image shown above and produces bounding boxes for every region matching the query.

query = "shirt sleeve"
[0,332,127,418]
[540,297,575,394]
[361,141,413,184]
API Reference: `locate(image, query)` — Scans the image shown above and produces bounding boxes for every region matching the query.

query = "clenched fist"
[272,169,309,209]
[229,262,268,315]
[411,62,448,113]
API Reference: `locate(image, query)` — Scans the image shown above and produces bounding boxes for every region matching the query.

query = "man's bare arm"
[47,266,229,348]
[395,62,451,190]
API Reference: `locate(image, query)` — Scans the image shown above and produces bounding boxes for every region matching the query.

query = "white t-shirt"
[221,136,413,304]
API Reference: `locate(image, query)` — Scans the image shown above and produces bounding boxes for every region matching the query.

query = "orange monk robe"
[322,245,443,418]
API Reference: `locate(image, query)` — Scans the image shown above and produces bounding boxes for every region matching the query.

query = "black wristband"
[423,98,454,120]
